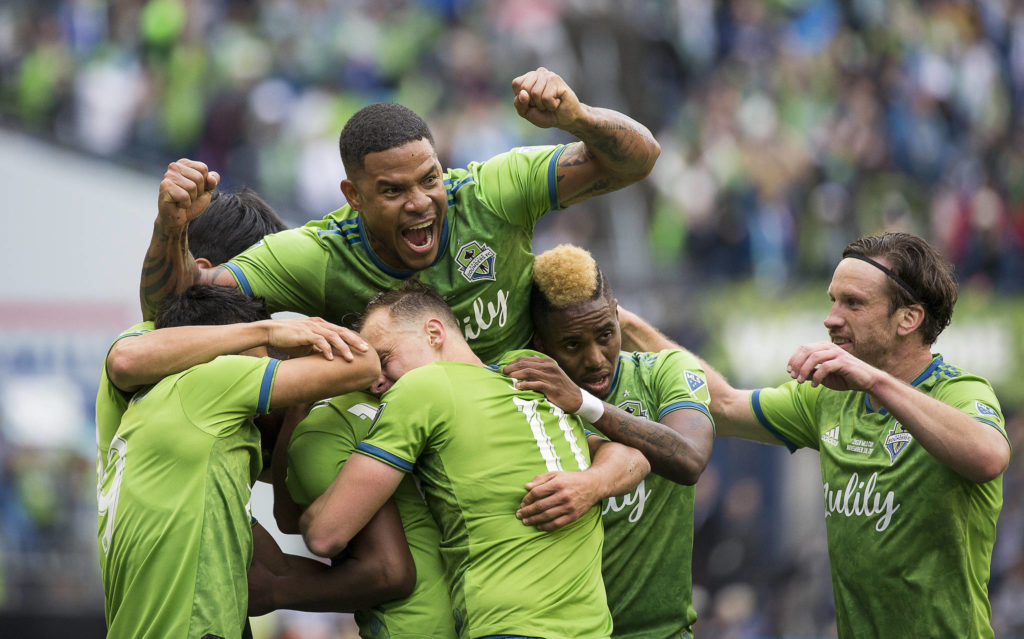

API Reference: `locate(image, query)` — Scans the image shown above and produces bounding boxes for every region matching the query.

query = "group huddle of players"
[96,68,1009,639]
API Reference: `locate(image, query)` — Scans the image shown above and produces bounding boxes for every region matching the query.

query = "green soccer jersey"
[96,321,154,561]
[98,355,279,639]
[752,355,1007,639]
[224,145,566,363]
[356,351,611,639]
[96,322,153,464]
[287,391,456,639]
[592,351,712,639]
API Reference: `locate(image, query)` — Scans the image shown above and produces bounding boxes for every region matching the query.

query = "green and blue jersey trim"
[865,356,943,415]
[547,145,568,210]
[658,401,712,421]
[751,389,799,453]
[355,443,415,472]
[257,358,281,414]
[224,261,254,296]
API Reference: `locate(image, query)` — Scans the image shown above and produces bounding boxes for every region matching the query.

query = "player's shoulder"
[489,348,548,369]
[296,391,380,435]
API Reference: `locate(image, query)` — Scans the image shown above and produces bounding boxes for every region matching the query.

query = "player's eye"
[423,175,439,186]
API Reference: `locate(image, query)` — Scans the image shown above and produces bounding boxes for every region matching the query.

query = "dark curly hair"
[339,103,435,176]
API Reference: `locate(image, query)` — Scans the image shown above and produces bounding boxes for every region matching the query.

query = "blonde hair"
[532,244,603,309]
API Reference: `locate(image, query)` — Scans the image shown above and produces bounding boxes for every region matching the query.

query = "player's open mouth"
[582,374,611,397]
[831,336,852,349]
[401,219,435,254]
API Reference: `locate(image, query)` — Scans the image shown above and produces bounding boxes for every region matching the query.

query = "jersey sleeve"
[649,350,714,425]
[222,227,329,317]
[933,374,1009,443]
[469,145,567,228]
[286,396,380,507]
[176,355,281,437]
[750,380,824,452]
[356,367,455,472]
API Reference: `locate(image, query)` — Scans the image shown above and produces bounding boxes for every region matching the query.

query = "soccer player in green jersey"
[98,285,382,639]
[619,232,1010,638]
[285,391,457,638]
[136,67,661,363]
[502,244,715,639]
[300,281,651,639]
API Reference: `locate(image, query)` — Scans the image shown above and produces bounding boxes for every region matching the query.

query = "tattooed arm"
[140,159,235,320]
[511,67,660,208]
[504,356,713,485]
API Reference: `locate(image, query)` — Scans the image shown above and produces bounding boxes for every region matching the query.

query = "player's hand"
[157,159,220,230]
[246,559,277,617]
[787,341,880,392]
[511,67,585,130]
[259,317,370,362]
[516,471,598,531]
[503,356,583,413]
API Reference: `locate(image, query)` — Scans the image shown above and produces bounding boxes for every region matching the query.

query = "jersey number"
[97,436,127,555]
[512,397,589,472]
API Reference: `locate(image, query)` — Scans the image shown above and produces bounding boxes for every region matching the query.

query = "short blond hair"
[533,244,600,308]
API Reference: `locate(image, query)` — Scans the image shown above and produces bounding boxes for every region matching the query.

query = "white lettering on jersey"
[823,471,900,532]
[461,288,510,340]
[603,480,651,523]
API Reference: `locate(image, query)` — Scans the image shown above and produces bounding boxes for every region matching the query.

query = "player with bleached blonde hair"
[504,244,715,639]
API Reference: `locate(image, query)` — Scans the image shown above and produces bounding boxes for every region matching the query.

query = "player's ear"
[195,257,214,269]
[340,179,362,211]
[425,318,446,350]
[896,304,926,337]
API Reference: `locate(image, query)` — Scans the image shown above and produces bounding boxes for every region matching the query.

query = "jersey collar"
[863,354,943,415]
[355,213,451,279]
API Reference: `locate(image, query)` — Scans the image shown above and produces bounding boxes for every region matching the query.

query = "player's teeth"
[408,221,432,230]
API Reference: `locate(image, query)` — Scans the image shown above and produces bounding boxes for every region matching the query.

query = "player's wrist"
[574,388,604,423]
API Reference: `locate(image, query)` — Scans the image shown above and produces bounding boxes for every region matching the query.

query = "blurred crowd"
[2,0,1023,636]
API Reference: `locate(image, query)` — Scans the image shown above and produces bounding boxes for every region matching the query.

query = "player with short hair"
[503,244,715,638]
[137,67,661,363]
[285,391,456,638]
[619,231,1010,638]
[300,280,650,639]
[98,285,381,639]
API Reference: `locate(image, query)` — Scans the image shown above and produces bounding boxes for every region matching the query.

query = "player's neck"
[439,341,485,368]
[878,342,934,386]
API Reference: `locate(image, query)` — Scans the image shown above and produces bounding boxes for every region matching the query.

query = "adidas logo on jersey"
[821,425,840,447]
[685,371,706,392]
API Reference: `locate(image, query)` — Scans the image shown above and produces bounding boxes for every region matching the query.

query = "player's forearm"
[107,323,272,391]
[269,552,413,613]
[588,440,649,498]
[593,406,707,485]
[869,375,1009,483]
[564,105,660,184]
[140,221,201,320]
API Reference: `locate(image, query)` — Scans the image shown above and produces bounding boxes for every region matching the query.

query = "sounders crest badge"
[884,422,913,464]
[618,400,647,418]
[456,241,497,282]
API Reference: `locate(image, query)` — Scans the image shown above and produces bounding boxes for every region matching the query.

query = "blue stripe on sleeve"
[751,389,799,453]
[356,443,415,472]
[975,417,1003,431]
[223,262,254,296]
[658,401,712,421]
[256,358,280,414]
[547,145,567,211]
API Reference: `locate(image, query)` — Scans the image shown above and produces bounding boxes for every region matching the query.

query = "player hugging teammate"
[97,65,1007,639]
